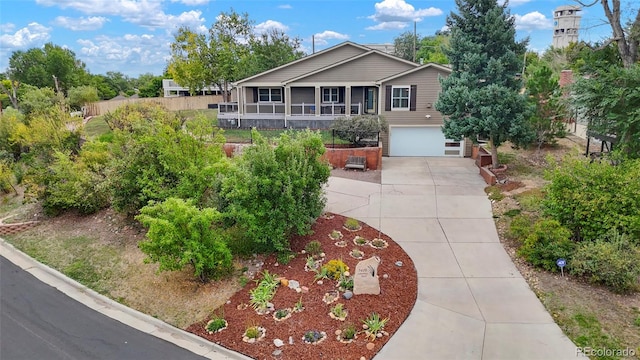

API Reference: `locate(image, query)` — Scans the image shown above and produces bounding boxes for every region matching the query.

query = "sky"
[0,0,624,78]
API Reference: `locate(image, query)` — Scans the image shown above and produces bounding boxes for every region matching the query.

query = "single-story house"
[162,79,223,97]
[218,41,469,157]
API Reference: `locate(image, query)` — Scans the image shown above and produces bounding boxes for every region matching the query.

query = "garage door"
[389,126,462,157]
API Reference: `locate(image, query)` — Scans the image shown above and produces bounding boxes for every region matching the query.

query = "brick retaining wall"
[0,221,39,236]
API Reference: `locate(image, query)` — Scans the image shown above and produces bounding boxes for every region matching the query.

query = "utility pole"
[413,21,417,63]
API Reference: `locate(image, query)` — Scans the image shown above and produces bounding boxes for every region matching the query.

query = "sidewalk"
[325,157,579,360]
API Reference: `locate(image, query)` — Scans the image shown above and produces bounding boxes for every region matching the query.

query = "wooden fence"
[84,95,223,116]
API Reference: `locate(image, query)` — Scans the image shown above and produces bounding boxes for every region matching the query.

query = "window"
[322,88,339,103]
[258,88,282,102]
[391,86,410,110]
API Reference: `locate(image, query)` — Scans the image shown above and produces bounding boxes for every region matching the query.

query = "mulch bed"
[186,213,418,360]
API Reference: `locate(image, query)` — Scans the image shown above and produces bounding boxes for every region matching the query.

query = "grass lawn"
[84,116,111,139]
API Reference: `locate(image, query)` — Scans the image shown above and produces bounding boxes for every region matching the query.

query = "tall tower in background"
[553,5,582,48]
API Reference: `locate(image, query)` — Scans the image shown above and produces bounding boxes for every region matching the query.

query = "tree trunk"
[489,137,500,168]
[600,0,639,68]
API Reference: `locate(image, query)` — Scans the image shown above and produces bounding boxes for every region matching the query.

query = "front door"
[364,87,377,114]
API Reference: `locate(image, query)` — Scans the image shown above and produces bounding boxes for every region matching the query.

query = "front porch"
[217,85,379,129]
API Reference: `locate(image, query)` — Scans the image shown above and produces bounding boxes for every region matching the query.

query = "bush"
[517,219,574,271]
[304,240,323,257]
[543,157,640,242]
[507,214,535,241]
[330,115,387,146]
[220,129,330,253]
[136,198,233,282]
[322,259,349,280]
[571,232,640,293]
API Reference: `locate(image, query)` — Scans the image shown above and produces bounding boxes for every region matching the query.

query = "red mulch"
[186,213,418,360]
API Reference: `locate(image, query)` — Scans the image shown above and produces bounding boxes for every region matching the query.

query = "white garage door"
[389,126,462,157]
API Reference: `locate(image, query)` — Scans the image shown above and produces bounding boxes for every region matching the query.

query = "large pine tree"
[435,0,533,167]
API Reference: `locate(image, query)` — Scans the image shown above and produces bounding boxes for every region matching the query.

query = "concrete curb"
[0,238,251,360]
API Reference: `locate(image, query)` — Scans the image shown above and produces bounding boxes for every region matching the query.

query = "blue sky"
[0,0,625,77]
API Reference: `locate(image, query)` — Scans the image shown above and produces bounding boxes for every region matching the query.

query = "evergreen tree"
[435,0,533,167]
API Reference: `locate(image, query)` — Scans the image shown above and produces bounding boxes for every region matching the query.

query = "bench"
[345,156,366,171]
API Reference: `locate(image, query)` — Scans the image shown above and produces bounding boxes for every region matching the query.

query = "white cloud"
[36,0,205,31]
[77,33,170,75]
[499,0,530,6]
[313,30,349,46]
[0,22,51,49]
[172,0,210,5]
[0,23,16,33]
[366,22,408,31]
[278,4,292,9]
[255,20,289,34]
[514,11,553,31]
[53,16,109,31]
[368,0,442,30]
[440,25,450,33]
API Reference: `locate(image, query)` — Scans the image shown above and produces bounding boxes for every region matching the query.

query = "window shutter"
[410,85,417,111]
[253,88,258,102]
[385,85,392,111]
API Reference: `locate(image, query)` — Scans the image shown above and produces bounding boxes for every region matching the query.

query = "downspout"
[236,85,241,128]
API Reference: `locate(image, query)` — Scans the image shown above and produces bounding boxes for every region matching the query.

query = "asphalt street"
[0,256,206,360]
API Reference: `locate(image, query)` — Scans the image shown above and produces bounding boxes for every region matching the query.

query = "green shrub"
[513,188,544,212]
[136,198,233,282]
[507,214,534,241]
[571,232,640,293]
[543,157,640,242]
[517,219,574,271]
[220,129,330,253]
[304,240,323,257]
[330,115,387,146]
[322,259,349,280]
[344,218,360,230]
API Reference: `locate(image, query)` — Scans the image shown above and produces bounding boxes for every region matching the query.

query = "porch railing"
[245,103,286,114]
[218,102,238,114]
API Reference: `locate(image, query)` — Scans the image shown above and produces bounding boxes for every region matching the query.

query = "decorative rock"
[366,342,375,350]
[289,336,294,345]
[274,262,279,267]
[280,278,289,287]
[317,280,323,285]
[273,339,285,347]
[272,349,282,356]
[343,290,353,300]
[267,302,275,311]
[301,286,309,293]
[344,271,350,277]
[295,288,302,293]
[335,329,342,336]
[320,252,326,258]
[376,332,383,338]
[395,261,403,267]
[353,256,381,295]
[382,274,389,279]
[288,280,300,289]
[362,324,369,330]
[360,357,366,360]
[226,300,231,304]
[301,250,306,254]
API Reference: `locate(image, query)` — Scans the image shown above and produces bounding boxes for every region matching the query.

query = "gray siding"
[245,45,367,83]
[381,67,450,127]
[291,87,315,103]
[295,53,415,83]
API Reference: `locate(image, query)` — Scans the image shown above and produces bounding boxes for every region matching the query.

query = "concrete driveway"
[325,157,579,360]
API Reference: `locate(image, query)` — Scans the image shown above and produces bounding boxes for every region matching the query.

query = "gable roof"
[235,41,372,85]
[376,63,452,84]
[282,49,419,85]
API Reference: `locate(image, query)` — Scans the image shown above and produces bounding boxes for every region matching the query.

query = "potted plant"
[329,303,348,321]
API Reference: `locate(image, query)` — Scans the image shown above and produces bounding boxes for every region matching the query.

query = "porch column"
[315,86,321,117]
[285,85,291,116]
[238,86,243,115]
[345,86,351,117]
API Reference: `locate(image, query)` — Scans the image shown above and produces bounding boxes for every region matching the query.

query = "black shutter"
[410,85,417,111]
[253,88,258,102]
[385,85,392,111]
